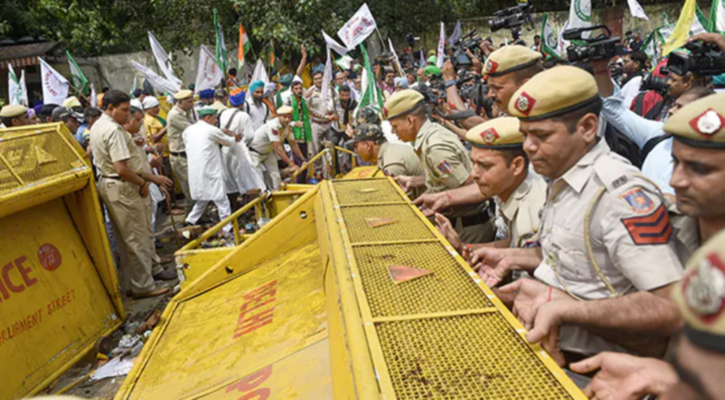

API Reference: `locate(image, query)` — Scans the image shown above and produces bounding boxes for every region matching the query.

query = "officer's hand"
[159,185,170,200]
[152,174,174,190]
[394,175,414,192]
[469,247,510,287]
[139,181,150,198]
[524,300,567,366]
[498,278,567,329]
[570,353,678,400]
[150,155,163,170]
[434,213,462,252]
[689,32,725,53]
[412,191,452,214]
[442,60,457,81]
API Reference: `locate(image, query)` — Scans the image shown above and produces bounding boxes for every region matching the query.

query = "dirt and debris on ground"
[38,202,259,399]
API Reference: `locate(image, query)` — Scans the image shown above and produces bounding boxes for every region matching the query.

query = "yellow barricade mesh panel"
[0,130,83,194]
[353,243,492,317]
[376,314,574,400]
[340,205,434,243]
[333,179,403,205]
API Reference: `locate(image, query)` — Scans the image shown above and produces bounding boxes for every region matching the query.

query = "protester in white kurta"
[183,106,240,231]
[219,89,266,194]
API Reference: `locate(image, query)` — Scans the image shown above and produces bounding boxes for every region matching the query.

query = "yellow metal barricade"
[0,123,124,399]
[117,176,585,399]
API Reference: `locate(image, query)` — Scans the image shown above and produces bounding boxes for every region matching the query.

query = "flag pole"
[374,28,387,52]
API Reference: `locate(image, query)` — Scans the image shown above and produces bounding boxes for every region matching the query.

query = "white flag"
[132,61,179,94]
[337,3,378,50]
[557,20,571,56]
[449,21,463,45]
[251,59,269,86]
[712,0,725,34]
[148,31,183,89]
[8,64,24,106]
[90,83,98,108]
[321,46,333,108]
[436,22,445,68]
[39,58,70,106]
[323,30,349,56]
[568,0,592,35]
[19,70,28,106]
[388,38,403,75]
[627,0,649,20]
[194,45,224,94]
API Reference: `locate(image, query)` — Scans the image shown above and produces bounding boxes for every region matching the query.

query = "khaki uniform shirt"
[167,105,195,153]
[251,118,292,155]
[414,120,472,193]
[144,113,169,157]
[493,172,547,248]
[377,142,424,178]
[533,141,683,356]
[90,113,143,178]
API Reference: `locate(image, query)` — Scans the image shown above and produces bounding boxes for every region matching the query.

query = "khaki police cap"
[483,45,542,77]
[173,90,193,100]
[508,66,599,121]
[0,104,27,119]
[277,105,293,115]
[465,117,522,149]
[383,89,424,120]
[672,229,725,353]
[664,92,725,149]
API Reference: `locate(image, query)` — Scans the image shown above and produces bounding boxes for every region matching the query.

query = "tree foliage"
[3,0,664,58]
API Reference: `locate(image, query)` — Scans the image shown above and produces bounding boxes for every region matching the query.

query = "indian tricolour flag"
[238,24,251,70]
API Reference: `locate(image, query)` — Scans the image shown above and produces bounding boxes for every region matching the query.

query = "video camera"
[639,66,669,94]
[451,30,483,68]
[564,25,623,63]
[376,52,393,66]
[667,40,725,76]
[489,2,534,41]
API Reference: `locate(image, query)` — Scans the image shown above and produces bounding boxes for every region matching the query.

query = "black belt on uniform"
[170,151,187,158]
[101,175,122,180]
[248,147,260,154]
[453,211,491,228]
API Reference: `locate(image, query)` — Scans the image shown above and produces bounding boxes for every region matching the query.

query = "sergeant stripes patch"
[621,204,673,245]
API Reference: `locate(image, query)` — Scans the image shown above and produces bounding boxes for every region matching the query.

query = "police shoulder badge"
[436,160,453,174]
[515,92,536,115]
[689,108,725,137]
[481,128,499,145]
[682,252,725,320]
[621,188,654,214]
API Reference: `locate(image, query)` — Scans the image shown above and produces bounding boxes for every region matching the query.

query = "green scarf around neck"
[291,94,312,142]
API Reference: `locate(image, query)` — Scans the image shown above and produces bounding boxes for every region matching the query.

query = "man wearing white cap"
[184,106,241,231]
[249,106,307,190]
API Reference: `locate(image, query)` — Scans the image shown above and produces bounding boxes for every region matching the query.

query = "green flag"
[66,51,89,95]
[541,13,560,58]
[710,0,725,33]
[213,9,228,73]
[357,43,383,113]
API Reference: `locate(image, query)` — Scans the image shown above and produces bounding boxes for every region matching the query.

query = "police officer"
[0,105,30,128]
[167,90,196,216]
[384,89,493,243]
[434,117,547,286]
[417,46,544,217]
[347,123,424,197]
[497,66,683,364]
[665,92,725,244]
[90,90,174,299]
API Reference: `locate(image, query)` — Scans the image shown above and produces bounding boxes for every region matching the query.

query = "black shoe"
[153,270,177,281]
